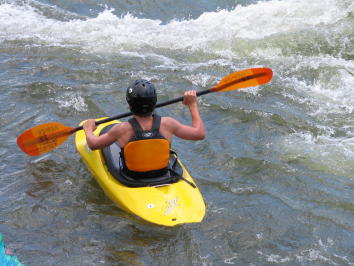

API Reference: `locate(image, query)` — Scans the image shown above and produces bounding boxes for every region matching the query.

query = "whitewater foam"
[53,91,87,112]
[0,0,351,54]
[278,132,354,178]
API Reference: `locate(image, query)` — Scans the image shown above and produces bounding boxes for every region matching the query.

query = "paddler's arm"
[169,90,205,140]
[83,119,118,150]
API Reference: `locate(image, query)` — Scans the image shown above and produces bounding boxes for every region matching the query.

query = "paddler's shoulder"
[108,121,133,134]
[161,116,176,124]
[160,116,180,129]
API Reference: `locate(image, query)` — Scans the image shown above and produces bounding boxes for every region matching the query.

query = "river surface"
[0,0,353,265]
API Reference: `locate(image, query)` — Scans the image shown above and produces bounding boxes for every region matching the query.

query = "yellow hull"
[75,118,205,226]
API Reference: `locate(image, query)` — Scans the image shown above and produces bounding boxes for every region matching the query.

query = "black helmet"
[126,79,157,116]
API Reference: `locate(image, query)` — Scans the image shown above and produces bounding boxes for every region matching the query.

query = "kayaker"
[83,79,205,177]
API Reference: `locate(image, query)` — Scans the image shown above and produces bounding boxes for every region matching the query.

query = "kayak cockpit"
[100,124,187,188]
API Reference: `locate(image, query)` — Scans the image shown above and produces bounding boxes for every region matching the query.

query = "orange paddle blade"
[211,67,273,92]
[17,122,74,156]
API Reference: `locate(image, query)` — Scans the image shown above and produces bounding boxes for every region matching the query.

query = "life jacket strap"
[128,114,161,138]
[168,150,196,188]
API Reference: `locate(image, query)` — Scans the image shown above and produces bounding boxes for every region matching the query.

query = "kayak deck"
[75,118,205,226]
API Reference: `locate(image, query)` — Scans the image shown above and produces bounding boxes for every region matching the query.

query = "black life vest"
[121,114,170,178]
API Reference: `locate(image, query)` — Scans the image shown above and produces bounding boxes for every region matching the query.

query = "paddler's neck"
[133,114,153,122]
[133,114,154,130]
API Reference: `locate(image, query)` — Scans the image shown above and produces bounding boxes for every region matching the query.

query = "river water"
[0,0,353,265]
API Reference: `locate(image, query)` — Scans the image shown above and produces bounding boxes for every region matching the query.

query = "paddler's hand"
[183,90,197,107]
[83,119,97,133]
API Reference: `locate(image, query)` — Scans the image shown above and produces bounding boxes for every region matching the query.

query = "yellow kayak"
[75,118,205,226]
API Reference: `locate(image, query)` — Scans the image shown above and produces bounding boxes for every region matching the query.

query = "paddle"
[17,67,273,156]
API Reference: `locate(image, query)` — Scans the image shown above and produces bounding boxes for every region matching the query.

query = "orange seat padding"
[123,138,170,172]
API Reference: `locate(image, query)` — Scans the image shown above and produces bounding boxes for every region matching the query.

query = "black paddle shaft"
[74,88,212,132]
